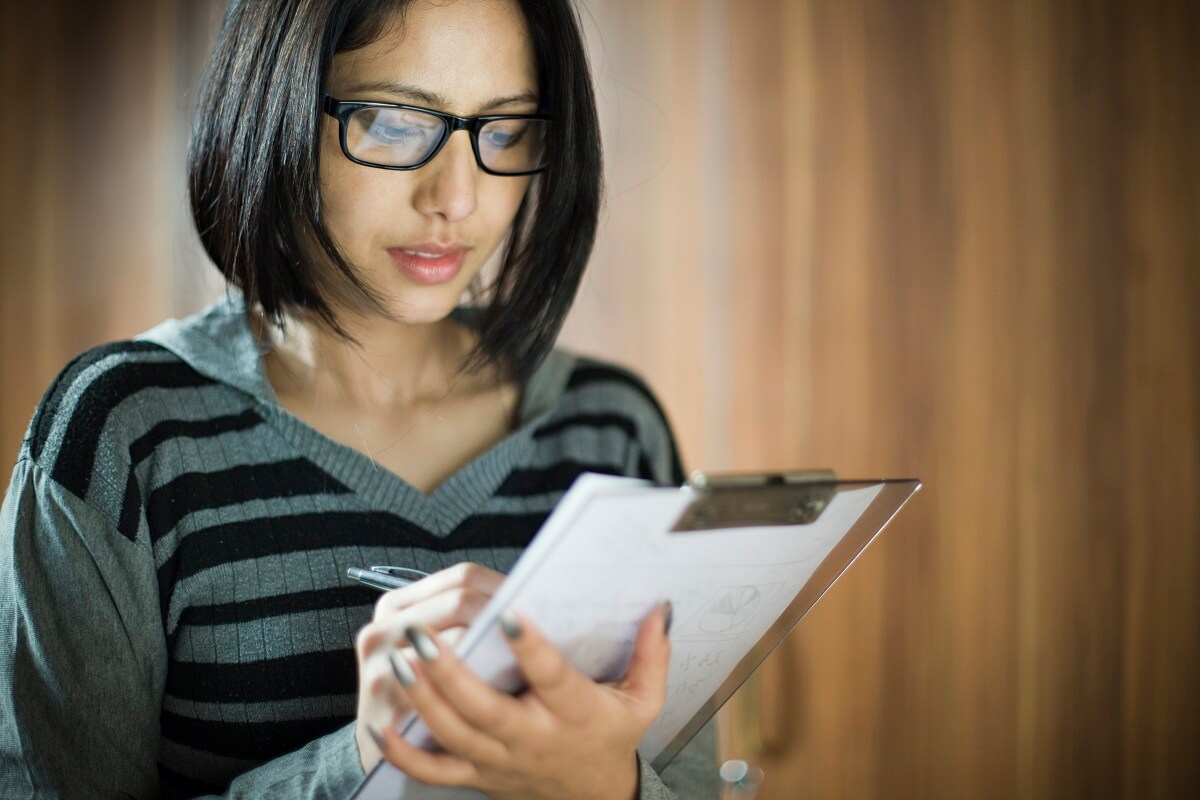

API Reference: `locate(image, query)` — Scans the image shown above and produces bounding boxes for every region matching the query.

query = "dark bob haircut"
[188,0,602,381]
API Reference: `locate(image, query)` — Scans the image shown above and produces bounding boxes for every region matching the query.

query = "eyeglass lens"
[346,107,548,173]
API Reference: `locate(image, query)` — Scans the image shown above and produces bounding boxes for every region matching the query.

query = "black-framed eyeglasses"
[322,94,551,176]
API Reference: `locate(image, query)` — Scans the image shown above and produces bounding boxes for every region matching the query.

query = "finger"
[403,626,524,742]
[357,621,408,690]
[362,651,412,718]
[396,631,514,765]
[374,584,495,632]
[375,563,505,614]
[394,626,463,663]
[439,625,467,648]
[616,602,672,709]
[369,723,479,789]
[358,621,420,705]
[356,619,395,659]
[497,610,593,718]
[355,625,412,721]
[361,627,453,668]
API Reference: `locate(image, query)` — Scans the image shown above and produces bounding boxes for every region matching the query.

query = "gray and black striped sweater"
[0,298,717,800]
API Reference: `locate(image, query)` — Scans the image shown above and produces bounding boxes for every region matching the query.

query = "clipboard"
[350,470,921,799]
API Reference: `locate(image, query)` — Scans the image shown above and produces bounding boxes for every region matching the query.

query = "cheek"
[320,148,387,250]
[481,178,533,235]
[319,128,355,234]
[320,162,360,234]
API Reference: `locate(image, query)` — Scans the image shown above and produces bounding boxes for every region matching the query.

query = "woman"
[0,0,717,798]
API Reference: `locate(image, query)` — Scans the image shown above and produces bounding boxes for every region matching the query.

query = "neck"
[261,308,479,413]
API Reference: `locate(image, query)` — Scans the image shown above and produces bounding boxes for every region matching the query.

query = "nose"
[413,130,479,222]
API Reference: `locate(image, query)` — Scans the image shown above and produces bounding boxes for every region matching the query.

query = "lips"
[386,242,471,286]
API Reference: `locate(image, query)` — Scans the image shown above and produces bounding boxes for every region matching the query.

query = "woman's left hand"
[372,603,672,800]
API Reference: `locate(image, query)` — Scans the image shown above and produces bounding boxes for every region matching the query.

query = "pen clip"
[369,566,431,581]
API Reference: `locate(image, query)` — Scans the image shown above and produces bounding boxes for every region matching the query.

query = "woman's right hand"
[353,562,506,772]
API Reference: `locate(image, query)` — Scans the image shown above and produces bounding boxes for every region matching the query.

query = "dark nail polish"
[663,601,673,636]
[498,609,522,639]
[405,626,440,662]
[367,724,387,752]
[390,652,417,687]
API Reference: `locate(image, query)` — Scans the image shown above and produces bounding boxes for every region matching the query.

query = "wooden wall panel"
[2,1,1197,798]
[0,0,223,464]
[572,0,1199,797]
[563,0,715,464]
[1,0,65,465]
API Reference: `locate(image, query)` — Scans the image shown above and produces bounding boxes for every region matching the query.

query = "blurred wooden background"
[2,0,1197,797]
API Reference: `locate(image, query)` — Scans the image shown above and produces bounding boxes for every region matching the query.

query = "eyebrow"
[344,80,539,113]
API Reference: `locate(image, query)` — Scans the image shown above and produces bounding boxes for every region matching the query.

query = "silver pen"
[346,565,431,592]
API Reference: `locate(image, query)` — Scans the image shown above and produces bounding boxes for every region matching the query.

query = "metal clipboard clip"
[671,470,839,532]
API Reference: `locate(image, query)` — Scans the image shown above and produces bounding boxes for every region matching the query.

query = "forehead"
[329,0,538,115]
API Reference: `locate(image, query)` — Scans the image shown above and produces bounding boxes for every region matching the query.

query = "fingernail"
[498,609,522,639]
[367,724,387,752]
[663,601,673,636]
[390,652,417,687]
[405,626,440,662]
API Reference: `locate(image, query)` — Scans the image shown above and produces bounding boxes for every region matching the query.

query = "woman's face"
[320,0,538,325]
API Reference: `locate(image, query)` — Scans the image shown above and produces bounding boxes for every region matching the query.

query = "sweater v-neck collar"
[137,294,576,534]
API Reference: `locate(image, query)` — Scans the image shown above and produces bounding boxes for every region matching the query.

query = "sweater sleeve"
[0,457,366,800]
[637,719,720,800]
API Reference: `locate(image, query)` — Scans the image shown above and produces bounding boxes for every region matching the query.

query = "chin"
[360,261,482,326]
[384,290,467,327]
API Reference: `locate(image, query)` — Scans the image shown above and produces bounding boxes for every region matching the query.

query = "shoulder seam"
[13,453,143,551]
[28,341,178,462]
[27,341,216,520]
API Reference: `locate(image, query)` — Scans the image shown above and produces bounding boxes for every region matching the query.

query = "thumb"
[619,601,672,708]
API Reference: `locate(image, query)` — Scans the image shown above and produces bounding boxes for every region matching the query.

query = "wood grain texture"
[570,0,1199,797]
[1,1,1197,797]
[0,0,226,463]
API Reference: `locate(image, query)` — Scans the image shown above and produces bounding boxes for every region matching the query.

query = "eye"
[351,107,443,150]
[484,130,523,149]
[366,118,435,146]
[481,122,529,150]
